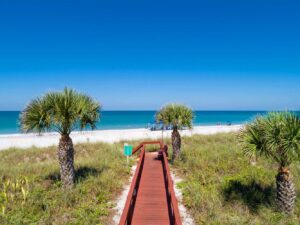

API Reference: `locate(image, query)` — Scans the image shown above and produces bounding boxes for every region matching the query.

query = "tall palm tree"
[156,104,194,159]
[239,112,300,213]
[20,88,101,188]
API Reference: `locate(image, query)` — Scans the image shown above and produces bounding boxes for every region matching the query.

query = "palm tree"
[20,88,101,188]
[239,112,300,213]
[156,104,194,159]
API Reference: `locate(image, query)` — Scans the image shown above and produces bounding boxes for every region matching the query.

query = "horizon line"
[0,109,299,112]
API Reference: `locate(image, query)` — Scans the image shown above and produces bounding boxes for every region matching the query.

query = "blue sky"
[0,0,299,110]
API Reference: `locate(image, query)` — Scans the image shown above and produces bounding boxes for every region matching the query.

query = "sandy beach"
[0,125,242,150]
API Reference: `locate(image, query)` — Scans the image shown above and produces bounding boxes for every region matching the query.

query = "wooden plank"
[131,152,171,225]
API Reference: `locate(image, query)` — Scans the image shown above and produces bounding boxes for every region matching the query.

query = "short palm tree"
[156,104,194,159]
[20,88,101,188]
[239,112,300,213]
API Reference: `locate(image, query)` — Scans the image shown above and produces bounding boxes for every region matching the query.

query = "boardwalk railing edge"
[118,144,146,225]
[161,147,182,225]
[118,141,182,225]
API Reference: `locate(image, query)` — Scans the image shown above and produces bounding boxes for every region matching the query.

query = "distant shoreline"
[0,125,242,150]
[0,110,273,135]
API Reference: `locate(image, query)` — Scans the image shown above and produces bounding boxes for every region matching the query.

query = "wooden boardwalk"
[119,141,182,225]
[131,152,170,225]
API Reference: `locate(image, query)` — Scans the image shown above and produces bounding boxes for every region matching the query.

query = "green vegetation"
[20,88,101,188]
[239,112,300,213]
[156,103,194,159]
[0,142,133,225]
[1,132,299,224]
[172,133,300,225]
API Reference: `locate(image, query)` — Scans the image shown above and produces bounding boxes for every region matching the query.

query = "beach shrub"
[0,176,29,216]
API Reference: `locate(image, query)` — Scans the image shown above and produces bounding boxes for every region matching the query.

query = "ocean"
[0,111,298,134]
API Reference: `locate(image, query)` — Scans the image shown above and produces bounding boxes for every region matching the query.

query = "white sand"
[112,165,137,225]
[0,125,242,150]
[171,172,195,225]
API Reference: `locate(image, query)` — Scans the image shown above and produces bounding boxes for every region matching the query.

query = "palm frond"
[155,103,194,129]
[20,97,52,133]
[238,112,300,167]
[20,88,101,135]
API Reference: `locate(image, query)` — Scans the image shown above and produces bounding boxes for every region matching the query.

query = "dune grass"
[1,133,300,224]
[0,141,135,225]
[172,133,300,225]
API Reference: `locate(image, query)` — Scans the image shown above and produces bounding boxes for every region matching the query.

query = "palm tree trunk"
[171,127,181,159]
[58,135,75,188]
[276,167,296,214]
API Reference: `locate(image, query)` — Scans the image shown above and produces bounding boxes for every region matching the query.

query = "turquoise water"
[0,111,299,134]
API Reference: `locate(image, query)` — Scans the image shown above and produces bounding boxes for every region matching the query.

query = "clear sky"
[0,0,299,110]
